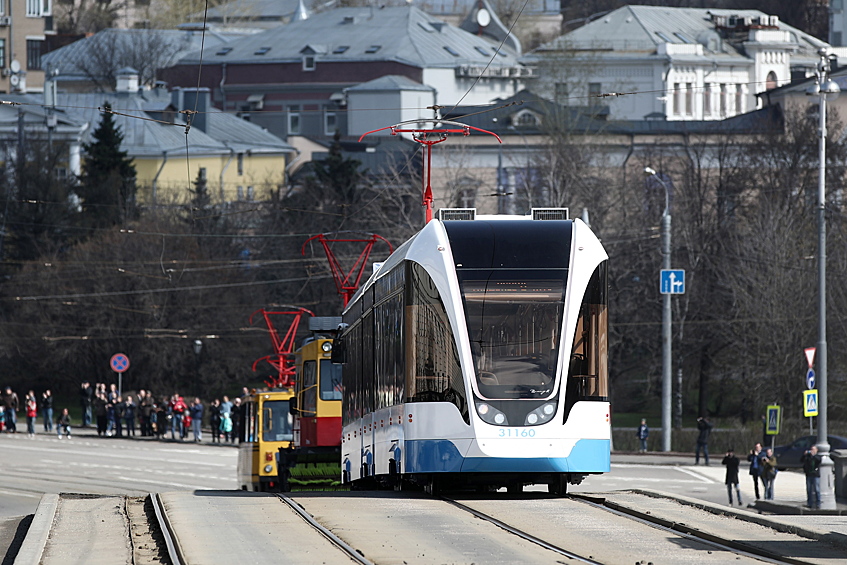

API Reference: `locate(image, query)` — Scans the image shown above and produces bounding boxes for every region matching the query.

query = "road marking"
[0,488,41,498]
[673,466,718,483]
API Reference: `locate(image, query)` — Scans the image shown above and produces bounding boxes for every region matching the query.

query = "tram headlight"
[321,341,333,352]
[263,464,274,473]
[475,402,508,426]
[524,402,557,426]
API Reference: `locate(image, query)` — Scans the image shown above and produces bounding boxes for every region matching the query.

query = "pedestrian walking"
[761,447,778,500]
[722,448,743,506]
[747,442,764,500]
[189,397,204,442]
[41,390,54,433]
[25,391,37,436]
[56,408,71,438]
[636,418,649,453]
[695,416,713,465]
[801,445,822,509]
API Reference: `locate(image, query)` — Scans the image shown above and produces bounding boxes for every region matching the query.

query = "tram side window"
[374,292,404,410]
[567,261,609,400]
[342,321,363,425]
[405,262,467,421]
[301,361,317,416]
[362,311,375,416]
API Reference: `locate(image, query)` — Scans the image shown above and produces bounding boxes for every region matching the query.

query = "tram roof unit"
[344,209,574,312]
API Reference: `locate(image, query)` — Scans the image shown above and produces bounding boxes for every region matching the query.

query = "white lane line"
[0,488,41,498]
[0,442,235,466]
[117,477,233,489]
[673,466,718,483]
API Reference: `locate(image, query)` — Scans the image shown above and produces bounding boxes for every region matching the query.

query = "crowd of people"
[0,382,246,444]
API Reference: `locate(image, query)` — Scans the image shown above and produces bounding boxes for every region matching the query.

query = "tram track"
[441,496,604,564]
[275,493,374,565]
[442,492,826,565]
[568,493,810,565]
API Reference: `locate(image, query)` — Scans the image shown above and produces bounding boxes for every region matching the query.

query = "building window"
[26,39,43,70]
[0,39,6,70]
[288,105,300,135]
[237,153,244,176]
[303,55,315,71]
[766,71,778,90]
[324,110,337,135]
[672,82,681,115]
[237,186,244,200]
[458,188,475,208]
[247,186,254,201]
[703,84,712,116]
[555,82,569,105]
[588,82,601,105]
[26,0,50,16]
[735,85,744,115]
[685,82,693,115]
[720,84,727,117]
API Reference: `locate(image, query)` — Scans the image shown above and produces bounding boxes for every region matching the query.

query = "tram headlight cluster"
[475,402,508,425]
[524,402,557,426]
[263,464,274,473]
[321,341,333,352]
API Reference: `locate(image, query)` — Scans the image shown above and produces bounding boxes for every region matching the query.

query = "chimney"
[180,87,212,133]
[116,67,139,93]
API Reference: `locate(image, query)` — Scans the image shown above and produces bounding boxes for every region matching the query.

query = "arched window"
[766,71,778,90]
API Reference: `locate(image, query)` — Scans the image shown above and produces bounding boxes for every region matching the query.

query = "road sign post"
[110,353,130,396]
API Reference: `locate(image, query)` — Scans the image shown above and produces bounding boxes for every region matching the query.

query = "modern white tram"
[335,209,609,494]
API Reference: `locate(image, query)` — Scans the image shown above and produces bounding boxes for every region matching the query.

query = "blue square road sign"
[660,269,685,294]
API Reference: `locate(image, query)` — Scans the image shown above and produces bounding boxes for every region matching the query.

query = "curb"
[630,488,847,550]
[13,493,58,565]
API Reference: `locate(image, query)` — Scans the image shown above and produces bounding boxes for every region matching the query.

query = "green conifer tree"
[79,103,137,228]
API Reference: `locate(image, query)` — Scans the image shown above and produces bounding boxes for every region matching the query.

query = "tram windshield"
[262,400,294,442]
[461,272,565,399]
[320,359,343,400]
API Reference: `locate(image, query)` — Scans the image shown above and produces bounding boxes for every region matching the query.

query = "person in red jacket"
[169,394,187,440]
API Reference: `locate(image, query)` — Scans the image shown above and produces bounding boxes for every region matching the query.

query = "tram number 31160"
[499,428,537,438]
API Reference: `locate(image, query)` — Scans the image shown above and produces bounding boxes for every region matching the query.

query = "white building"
[528,6,830,121]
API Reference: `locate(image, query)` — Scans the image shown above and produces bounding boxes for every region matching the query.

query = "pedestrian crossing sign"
[766,405,781,435]
[804,389,819,417]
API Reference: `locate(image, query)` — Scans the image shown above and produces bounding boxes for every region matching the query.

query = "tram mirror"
[331,337,346,364]
[289,396,298,416]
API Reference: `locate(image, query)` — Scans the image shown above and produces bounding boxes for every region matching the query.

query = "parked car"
[772,435,847,469]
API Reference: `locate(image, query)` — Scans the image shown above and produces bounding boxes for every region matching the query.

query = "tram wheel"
[424,476,441,496]
[548,474,567,497]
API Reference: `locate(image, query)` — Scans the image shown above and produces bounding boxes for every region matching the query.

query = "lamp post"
[645,166,672,452]
[807,47,840,509]
[193,339,203,397]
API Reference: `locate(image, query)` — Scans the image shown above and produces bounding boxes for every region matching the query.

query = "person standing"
[170,394,187,440]
[2,386,19,433]
[25,391,37,436]
[41,390,54,433]
[80,381,94,427]
[747,443,764,500]
[209,399,222,444]
[190,397,204,442]
[636,419,649,453]
[801,445,822,510]
[695,416,713,465]
[94,392,108,436]
[722,448,743,506]
[230,397,242,443]
[123,395,137,437]
[138,390,152,436]
[761,447,778,500]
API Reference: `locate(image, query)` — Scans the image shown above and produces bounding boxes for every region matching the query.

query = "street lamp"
[807,47,840,509]
[193,339,203,396]
[645,166,672,452]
